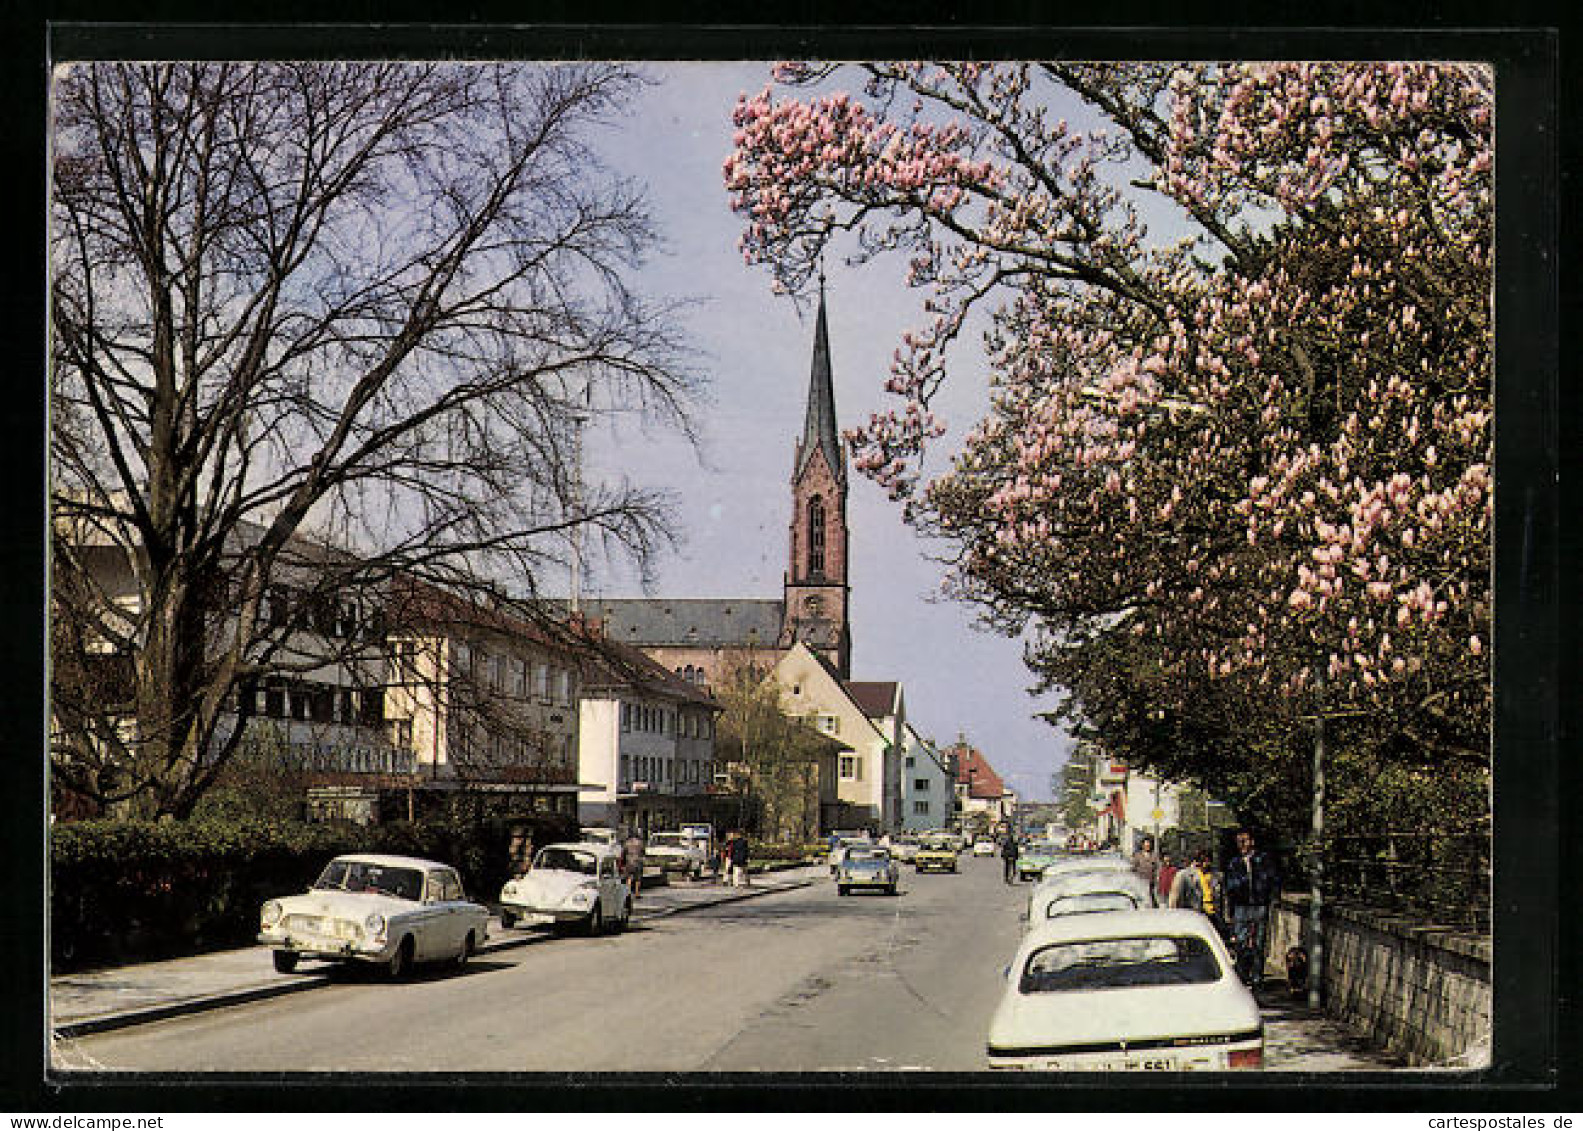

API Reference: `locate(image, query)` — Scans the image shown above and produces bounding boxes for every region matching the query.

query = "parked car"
[644,830,710,879]
[972,838,998,857]
[579,827,620,848]
[913,838,958,873]
[1016,840,1065,882]
[1025,869,1156,927]
[986,909,1263,1071]
[835,845,900,896]
[498,842,631,935]
[258,854,489,979]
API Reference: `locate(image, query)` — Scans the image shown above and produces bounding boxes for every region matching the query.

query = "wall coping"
[1277,892,1491,965]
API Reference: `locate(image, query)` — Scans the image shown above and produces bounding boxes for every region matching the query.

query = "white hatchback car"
[1025,869,1156,928]
[499,842,631,935]
[259,854,489,979]
[986,909,1263,1071]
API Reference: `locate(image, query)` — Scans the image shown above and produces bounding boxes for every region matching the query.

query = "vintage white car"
[972,838,998,857]
[498,842,631,935]
[826,833,872,877]
[1025,869,1156,928]
[1026,856,1146,919]
[835,845,900,896]
[258,854,489,979]
[644,830,710,879]
[986,909,1263,1071]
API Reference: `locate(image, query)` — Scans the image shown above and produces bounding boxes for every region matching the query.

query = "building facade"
[900,726,954,833]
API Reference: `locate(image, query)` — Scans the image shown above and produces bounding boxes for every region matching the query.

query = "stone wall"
[1269,894,1491,1068]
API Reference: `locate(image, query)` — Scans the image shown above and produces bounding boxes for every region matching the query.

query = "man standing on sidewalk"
[1224,829,1280,986]
[728,829,751,887]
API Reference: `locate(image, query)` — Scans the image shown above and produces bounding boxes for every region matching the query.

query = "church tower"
[781,279,852,677]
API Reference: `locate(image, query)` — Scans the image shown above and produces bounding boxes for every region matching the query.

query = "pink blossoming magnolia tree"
[726,62,1491,837]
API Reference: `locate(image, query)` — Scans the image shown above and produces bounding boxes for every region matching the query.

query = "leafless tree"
[50,61,697,818]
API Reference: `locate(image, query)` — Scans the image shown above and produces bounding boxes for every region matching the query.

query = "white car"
[835,845,901,896]
[827,834,872,876]
[579,827,621,848]
[972,839,997,857]
[644,830,710,879]
[259,854,489,979]
[890,835,921,863]
[1025,870,1156,927]
[986,909,1263,1071]
[499,842,631,935]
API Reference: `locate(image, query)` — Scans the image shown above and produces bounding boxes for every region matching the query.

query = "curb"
[52,874,817,1039]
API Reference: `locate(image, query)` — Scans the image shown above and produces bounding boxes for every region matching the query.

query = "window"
[839,755,861,781]
[1020,936,1221,994]
[535,663,550,700]
[807,495,826,577]
[622,703,632,731]
[620,755,630,783]
[513,657,527,697]
[914,778,931,792]
[492,654,506,691]
[913,800,931,815]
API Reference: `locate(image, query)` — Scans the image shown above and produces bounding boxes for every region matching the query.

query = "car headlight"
[260,900,283,929]
[365,913,386,940]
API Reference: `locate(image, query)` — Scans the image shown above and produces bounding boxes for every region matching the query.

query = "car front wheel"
[386,937,414,981]
[272,950,299,974]
[455,931,476,968]
[500,909,517,929]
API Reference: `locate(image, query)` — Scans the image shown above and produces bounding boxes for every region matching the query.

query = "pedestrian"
[728,828,751,887]
[622,827,646,898]
[1000,829,1020,884]
[1131,834,1161,902]
[1223,829,1281,987]
[1156,852,1179,909]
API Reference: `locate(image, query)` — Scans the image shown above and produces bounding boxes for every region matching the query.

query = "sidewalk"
[51,864,821,1038]
[1255,982,1408,1071]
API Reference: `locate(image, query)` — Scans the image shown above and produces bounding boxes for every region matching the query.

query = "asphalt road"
[53,855,1026,1074]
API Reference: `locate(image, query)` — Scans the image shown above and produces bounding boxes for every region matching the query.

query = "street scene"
[48,55,1494,1084]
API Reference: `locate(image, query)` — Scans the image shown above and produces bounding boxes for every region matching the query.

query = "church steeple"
[796,275,845,487]
[783,273,852,678]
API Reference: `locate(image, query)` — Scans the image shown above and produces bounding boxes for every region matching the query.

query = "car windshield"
[845,848,889,863]
[313,860,425,901]
[1021,935,1221,993]
[1047,892,1143,918]
[649,833,686,848]
[534,847,599,875]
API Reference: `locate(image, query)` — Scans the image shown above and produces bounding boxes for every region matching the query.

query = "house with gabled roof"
[769,643,901,832]
[899,724,954,834]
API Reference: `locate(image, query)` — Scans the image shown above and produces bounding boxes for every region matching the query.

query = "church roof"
[796,286,845,485]
[577,598,785,649]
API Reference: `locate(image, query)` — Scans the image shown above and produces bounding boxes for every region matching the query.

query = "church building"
[579,284,853,687]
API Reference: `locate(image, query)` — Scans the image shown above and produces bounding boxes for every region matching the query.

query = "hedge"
[50,813,574,972]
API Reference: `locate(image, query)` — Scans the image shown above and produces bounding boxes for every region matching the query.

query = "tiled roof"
[572,628,719,709]
[577,598,785,649]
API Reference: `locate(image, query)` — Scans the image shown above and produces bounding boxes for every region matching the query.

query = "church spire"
[796,276,845,484]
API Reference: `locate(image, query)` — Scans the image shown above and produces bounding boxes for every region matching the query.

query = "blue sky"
[580,62,1074,802]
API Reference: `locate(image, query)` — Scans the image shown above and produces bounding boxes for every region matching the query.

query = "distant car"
[913,838,958,873]
[827,833,873,877]
[972,839,997,857]
[986,909,1263,1071]
[835,846,900,896]
[1026,869,1156,927]
[259,854,489,979]
[499,843,631,935]
[1016,840,1065,881]
[890,835,921,862]
[644,830,710,879]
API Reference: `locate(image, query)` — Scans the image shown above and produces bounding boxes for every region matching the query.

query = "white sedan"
[1025,869,1156,928]
[986,909,1263,1071]
[499,842,631,935]
[971,839,997,857]
[259,854,489,979]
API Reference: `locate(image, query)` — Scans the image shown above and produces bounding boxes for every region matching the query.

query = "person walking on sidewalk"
[1000,830,1020,884]
[622,828,646,898]
[1156,852,1179,909]
[1224,829,1281,986]
[1131,834,1161,905]
[728,829,751,887]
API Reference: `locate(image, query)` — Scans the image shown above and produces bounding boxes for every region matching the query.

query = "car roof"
[1020,908,1217,947]
[329,854,448,870]
[544,841,620,857]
